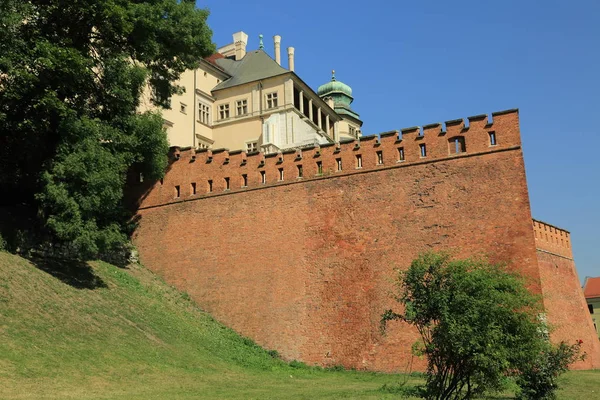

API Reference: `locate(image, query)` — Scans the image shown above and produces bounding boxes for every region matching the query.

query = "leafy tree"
[0,0,215,257]
[381,252,546,400]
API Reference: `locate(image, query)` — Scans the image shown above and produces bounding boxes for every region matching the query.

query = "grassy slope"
[0,252,597,399]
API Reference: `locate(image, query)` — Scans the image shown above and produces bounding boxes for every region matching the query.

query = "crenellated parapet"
[131,109,521,209]
[533,219,573,259]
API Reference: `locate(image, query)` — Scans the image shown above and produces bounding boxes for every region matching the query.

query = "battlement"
[533,219,573,259]
[132,109,521,209]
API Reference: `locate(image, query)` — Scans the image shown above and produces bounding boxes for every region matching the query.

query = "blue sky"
[198,0,599,283]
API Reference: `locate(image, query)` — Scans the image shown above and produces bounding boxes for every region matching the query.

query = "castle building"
[129,31,600,372]
[139,31,363,153]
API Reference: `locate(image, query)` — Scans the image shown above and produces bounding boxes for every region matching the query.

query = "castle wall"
[534,220,600,369]
[131,109,600,371]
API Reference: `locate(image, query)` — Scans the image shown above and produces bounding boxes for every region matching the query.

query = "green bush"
[382,252,546,400]
[516,340,585,400]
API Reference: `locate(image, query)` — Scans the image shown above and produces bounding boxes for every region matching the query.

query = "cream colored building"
[140,31,363,153]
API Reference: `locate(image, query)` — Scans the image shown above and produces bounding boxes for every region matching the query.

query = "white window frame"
[236,99,248,116]
[198,101,211,126]
[218,103,230,120]
[246,141,258,153]
[266,92,278,109]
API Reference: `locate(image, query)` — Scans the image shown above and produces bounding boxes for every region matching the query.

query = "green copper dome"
[317,70,353,98]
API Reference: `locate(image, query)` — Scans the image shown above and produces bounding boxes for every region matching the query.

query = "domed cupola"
[317,70,361,122]
[317,70,353,106]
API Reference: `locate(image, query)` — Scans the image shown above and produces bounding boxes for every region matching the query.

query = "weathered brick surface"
[131,110,600,371]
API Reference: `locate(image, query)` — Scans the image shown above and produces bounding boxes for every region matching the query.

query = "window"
[139,172,144,183]
[356,154,362,168]
[297,165,303,178]
[246,142,258,153]
[236,99,248,116]
[174,185,180,198]
[336,158,342,171]
[349,126,357,138]
[278,168,284,181]
[224,177,230,191]
[207,180,213,193]
[242,174,248,187]
[449,137,466,154]
[218,104,230,120]
[398,147,405,162]
[180,103,187,114]
[266,92,278,109]
[589,304,594,314]
[191,182,196,195]
[316,161,323,175]
[420,143,427,158]
[260,170,266,184]
[198,102,211,125]
[489,131,497,146]
[377,151,383,165]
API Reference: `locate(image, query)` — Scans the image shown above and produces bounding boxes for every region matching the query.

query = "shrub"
[516,340,585,400]
[382,252,546,400]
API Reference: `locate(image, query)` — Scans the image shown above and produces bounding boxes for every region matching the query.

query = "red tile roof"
[205,53,225,70]
[583,277,600,299]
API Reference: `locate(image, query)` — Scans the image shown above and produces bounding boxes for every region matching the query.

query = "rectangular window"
[198,102,211,125]
[489,131,497,146]
[349,126,357,138]
[224,177,230,191]
[218,104,230,120]
[336,158,342,171]
[242,174,248,187]
[589,304,594,314]
[260,170,266,184]
[236,99,248,116]
[266,92,278,109]
[207,180,213,193]
[356,154,362,168]
[398,147,405,162]
[191,182,196,195]
[278,168,284,181]
[246,142,258,153]
[174,185,180,198]
[377,151,383,165]
[316,161,323,175]
[180,103,187,114]
[297,165,303,178]
[420,144,427,158]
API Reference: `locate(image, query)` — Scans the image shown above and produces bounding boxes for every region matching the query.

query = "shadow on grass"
[29,257,107,289]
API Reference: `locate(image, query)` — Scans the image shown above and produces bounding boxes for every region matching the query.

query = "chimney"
[233,31,248,61]
[287,47,295,72]
[273,35,281,65]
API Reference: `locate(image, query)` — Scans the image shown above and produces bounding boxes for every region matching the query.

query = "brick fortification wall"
[533,220,600,369]
[131,109,600,371]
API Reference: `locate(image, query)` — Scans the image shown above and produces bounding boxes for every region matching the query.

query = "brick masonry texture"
[131,110,600,371]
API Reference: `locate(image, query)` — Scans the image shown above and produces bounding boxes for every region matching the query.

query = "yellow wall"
[213,117,262,151]
[589,298,600,338]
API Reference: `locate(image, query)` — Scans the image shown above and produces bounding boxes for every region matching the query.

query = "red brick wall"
[535,239,600,369]
[131,110,599,371]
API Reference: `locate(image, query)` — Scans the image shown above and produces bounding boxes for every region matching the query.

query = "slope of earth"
[0,251,596,399]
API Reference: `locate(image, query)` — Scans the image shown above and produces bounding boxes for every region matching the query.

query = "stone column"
[317,108,322,131]
[308,99,313,122]
[299,91,304,114]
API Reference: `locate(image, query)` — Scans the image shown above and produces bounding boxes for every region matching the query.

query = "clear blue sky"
[198,0,599,283]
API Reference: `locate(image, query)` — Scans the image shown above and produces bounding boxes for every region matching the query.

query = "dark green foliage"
[0,0,214,257]
[382,252,546,400]
[516,340,585,400]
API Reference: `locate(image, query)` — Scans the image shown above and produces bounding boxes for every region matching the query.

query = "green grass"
[0,252,597,399]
